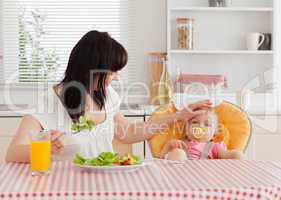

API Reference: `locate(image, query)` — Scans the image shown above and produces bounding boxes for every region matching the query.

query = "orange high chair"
[148,101,252,158]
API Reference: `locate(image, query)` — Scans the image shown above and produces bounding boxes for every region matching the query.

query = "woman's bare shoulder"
[22,114,41,123]
[17,115,43,134]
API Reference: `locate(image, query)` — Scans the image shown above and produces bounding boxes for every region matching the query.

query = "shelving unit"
[169,50,274,55]
[170,7,273,12]
[167,0,275,92]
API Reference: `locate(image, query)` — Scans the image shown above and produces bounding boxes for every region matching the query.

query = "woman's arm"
[5,115,42,163]
[114,112,171,144]
[6,115,65,163]
[114,100,212,144]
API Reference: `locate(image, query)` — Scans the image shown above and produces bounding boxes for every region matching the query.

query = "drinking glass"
[30,130,51,176]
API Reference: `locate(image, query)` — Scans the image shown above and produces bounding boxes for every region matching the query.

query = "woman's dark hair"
[57,30,128,121]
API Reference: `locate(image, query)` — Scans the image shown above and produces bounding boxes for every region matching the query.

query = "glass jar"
[176,18,194,50]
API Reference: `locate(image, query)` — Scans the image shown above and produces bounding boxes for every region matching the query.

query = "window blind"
[2,0,136,85]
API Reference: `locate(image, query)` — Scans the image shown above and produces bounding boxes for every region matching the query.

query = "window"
[2,0,136,85]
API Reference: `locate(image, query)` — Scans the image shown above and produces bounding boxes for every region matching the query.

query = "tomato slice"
[114,161,121,165]
[123,160,130,165]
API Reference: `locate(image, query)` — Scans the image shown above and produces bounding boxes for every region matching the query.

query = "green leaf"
[132,155,141,164]
[71,115,96,133]
[73,154,86,165]
[73,152,142,166]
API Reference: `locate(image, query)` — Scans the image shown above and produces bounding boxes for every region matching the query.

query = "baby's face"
[187,113,216,142]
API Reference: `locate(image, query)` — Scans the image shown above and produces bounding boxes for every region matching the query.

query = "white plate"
[73,162,147,173]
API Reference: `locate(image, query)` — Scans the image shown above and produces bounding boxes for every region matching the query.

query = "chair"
[147,101,252,158]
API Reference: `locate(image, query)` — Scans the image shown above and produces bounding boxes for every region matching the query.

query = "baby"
[160,111,243,160]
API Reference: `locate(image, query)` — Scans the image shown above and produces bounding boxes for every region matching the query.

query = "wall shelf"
[170,7,273,12]
[169,50,274,55]
[167,0,275,92]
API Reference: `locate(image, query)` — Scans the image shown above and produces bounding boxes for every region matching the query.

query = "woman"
[6,31,211,163]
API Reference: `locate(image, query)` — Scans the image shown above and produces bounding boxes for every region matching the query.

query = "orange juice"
[30,141,51,172]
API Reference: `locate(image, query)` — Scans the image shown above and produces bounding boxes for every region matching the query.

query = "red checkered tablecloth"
[0,160,281,200]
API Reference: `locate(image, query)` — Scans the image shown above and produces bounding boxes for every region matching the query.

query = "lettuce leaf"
[73,154,86,165]
[73,152,141,166]
[71,116,96,133]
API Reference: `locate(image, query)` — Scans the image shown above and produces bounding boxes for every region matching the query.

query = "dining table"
[0,159,281,200]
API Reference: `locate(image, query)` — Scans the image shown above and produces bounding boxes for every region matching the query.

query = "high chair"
[147,101,252,158]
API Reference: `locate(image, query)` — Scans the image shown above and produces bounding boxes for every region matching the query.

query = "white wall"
[135,0,167,84]
[124,0,167,103]
[0,0,3,70]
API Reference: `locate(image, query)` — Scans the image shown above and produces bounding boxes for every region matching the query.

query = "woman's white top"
[31,85,121,159]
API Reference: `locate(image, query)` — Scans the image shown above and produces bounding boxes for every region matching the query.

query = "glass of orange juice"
[30,130,51,176]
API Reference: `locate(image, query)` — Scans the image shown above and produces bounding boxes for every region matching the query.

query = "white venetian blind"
[2,0,136,85]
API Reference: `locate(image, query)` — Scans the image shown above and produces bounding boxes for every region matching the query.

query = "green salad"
[73,152,141,166]
[71,116,96,133]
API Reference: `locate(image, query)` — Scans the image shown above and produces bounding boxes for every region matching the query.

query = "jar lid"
[177,18,187,23]
[177,18,194,23]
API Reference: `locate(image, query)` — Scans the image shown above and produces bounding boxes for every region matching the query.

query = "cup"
[246,33,265,51]
[30,130,51,176]
[258,33,272,50]
[209,0,231,7]
[209,0,225,7]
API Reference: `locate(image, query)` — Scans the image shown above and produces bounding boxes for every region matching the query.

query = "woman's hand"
[188,100,212,111]
[50,130,65,154]
[177,100,212,121]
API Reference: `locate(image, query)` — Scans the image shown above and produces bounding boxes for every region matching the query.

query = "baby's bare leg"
[166,148,187,161]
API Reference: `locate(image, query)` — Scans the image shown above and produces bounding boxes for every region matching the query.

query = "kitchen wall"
[0,0,167,106]
[127,0,167,103]
[135,0,167,83]
[0,0,3,78]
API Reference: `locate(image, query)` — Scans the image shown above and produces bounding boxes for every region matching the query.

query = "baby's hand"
[168,139,187,150]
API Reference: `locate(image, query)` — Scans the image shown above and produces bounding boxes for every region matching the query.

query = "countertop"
[0,104,158,117]
[0,104,279,118]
